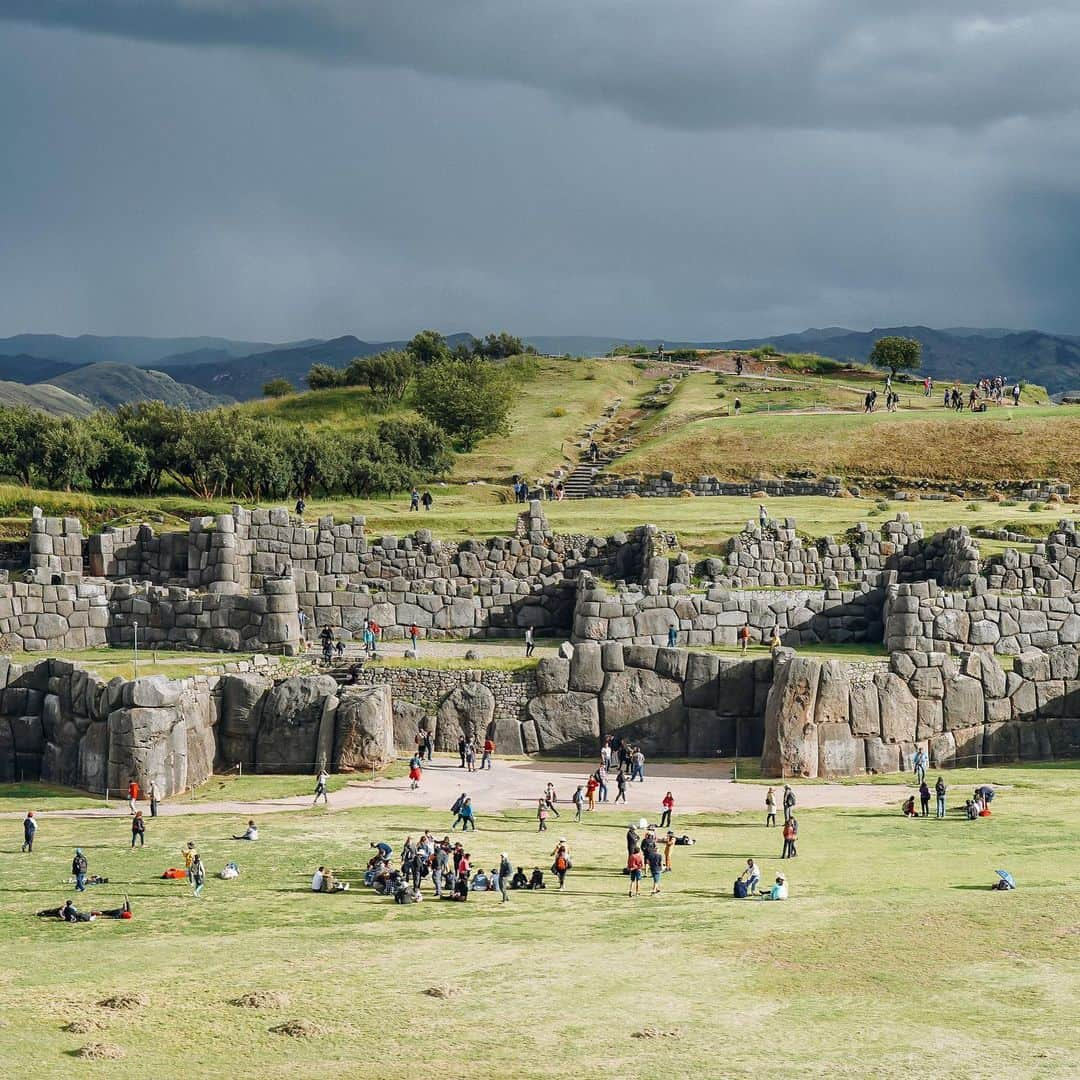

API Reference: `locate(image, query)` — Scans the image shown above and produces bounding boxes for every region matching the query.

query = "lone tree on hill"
[415,357,513,450]
[262,378,295,398]
[869,335,921,377]
[406,329,450,368]
[306,364,341,390]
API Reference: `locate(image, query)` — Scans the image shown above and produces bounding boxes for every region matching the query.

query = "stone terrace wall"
[0,576,301,654]
[87,524,188,584]
[28,511,83,577]
[589,473,845,499]
[982,521,1080,593]
[883,581,1080,656]
[572,573,884,647]
[0,657,392,796]
[761,646,1080,778]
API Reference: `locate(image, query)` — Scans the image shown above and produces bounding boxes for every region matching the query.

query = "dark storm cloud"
[5,1,1080,131]
[0,8,1079,340]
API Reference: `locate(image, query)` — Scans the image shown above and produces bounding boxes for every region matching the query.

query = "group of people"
[456,734,496,771]
[361,835,517,903]
[624,821,680,897]
[408,488,435,512]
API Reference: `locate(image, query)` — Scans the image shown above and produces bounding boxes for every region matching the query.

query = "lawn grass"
[0,765,1077,1078]
[6,648,283,682]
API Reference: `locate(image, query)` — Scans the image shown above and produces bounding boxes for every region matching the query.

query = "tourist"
[21,810,36,853]
[362,624,377,655]
[585,774,599,812]
[781,817,796,859]
[631,748,646,782]
[595,766,608,802]
[295,496,306,519]
[919,779,931,817]
[370,840,393,862]
[335,639,345,661]
[573,785,585,822]
[765,787,777,827]
[659,791,674,829]
[614,770,628,803]
[738,624,751,652]
[663,830,676,872]
[149,781,159,819]
[551,840,571,890]
[409,623,419,652]
[759,504,768,530]
[183,841,198,886]
[627,846,644,898]
[733,397,741,416]
[935,776,947,819]
[600,737,612,770]
[912,747,927,784]
[647,846,664,895]
[510,866,529,889]
[903,794,918,817]
[458,736,467,769]
[760,873,788,900]
[537,799,549,832]
[782,784,796,822]
[313,769,330,806]
[408,754,423,790]
[524,625,535,658]
[311,866,325,892]
[191,853,206,897]
[457,796,476,831]
[544,782,560,817]
[499,853,512,902]
[481,735,494,770]
[130,811,146,849]
[421,491,433,511]
[423,728,434,761]
[667,624,678,648]
[740,858,761,894]
[450,792,468,828]
[465,741,476,773]
[72,848,88,892]
[128,778,140,815]
[233,819,259,841]
[769,627,782,654]
[788,815,799,857]
[409,488,420,511]
[626,823,640,857]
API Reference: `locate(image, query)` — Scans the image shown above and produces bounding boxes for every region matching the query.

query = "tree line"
[0,403,451,500]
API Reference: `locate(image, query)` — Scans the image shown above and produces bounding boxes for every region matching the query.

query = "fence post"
[237,761,242,779]
[976,753,980,770]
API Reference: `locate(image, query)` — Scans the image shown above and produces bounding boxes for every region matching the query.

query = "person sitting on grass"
[528,868,546,890]
[469,869,490,892]
[510,866,529,889]
[312,866,349,893]
[902,795,918,817]
[232,819,259,841]
[759,874,788,900]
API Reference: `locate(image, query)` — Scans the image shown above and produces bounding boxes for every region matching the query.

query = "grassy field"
[4,647,292,682]
[0,764,1076,1078]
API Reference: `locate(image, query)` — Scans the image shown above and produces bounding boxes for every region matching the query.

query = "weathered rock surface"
[334,686,394,771]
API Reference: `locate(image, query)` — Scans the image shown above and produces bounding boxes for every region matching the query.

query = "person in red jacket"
[127,780,140,815]
[585,775,599,812]
[660,791,675,829]
[481,737,495,770]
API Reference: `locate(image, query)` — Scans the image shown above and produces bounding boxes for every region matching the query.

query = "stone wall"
[761,645,1080,778]
[0,575,301,654]
[28,511,83,577]
[87,524,188,583]
[0,656,392,795]
[588,473,846,499]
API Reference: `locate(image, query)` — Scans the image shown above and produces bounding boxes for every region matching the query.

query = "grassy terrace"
[0,763,1076,1077]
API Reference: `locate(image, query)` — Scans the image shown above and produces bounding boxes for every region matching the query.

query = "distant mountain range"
[2,325,1080,413]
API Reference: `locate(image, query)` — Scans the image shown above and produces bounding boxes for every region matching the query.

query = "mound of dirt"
[230,991,290,1010]
[632,1027,682,1039]
[63,1020,103,1034]
[423,984,466,999]
[97,994,147,1010]
[76,1043,126,1060]
[270,1020,327,1039]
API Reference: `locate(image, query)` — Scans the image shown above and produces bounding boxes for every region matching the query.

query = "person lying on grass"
[37,897,132,921]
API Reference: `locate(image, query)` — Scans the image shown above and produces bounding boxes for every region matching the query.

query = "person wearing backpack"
[572,785,585,822]
[551,840,571,891]
[72,848,88,892]
[450,792,467,828]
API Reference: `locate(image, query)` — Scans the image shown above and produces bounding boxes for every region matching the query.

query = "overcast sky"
[2,2,1078,341]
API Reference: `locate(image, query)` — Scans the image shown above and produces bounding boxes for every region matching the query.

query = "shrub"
[966,502,982,512]
[1002,499,1018,507]
[551,406,568,418]
[1028,501,1045,512]
[262,378,295,398]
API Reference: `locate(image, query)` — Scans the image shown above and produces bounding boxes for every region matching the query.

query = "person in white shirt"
[740,858,761,893]
[311,867,326,892]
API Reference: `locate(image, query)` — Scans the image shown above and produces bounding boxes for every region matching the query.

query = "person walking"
[572,785,585,822]
[667,624,678,648]
[781,818,796,860]
[458,736,468,769]
[738,624,751,652]
[544,782,560,817]
[409,624,419,653]
[524,625,535,658]
[127,778,140,815]
[631,748,646,782]
[627,847,644,898]
[765,787,777,827]
[919,779,931,818]
[130,810,146,849]
[913,747,927,784]
[408,754,423,791]
[421,491,433,511]
[458,796,476,831]
[149,781,159,819]
[585,775,598,812]
[183,840,198,886]
[614,770,628,804]
[595,766,608,802]
[450,791,467,829]
[782,784,796,822]
[409,488,420,511]
[551,840,571,891]
[537,799,549,832]
[465,741,476,773]
[935,775,947,819]
[313,769,330,806]
[191,853,206,898]
[659,791,674,830]
[21,811,36,853]
[481,737,494,770]
[498,853,512,903]
[72,848,88,892]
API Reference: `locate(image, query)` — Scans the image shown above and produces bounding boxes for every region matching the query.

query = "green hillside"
[44,362,229,410]
[0,380,94,417]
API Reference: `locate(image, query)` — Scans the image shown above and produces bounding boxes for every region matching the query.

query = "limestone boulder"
[527,691,600,752]
[254,675,338,773]
[599,668,687,755]
[817,722,865,777]
[178,686,216,790]
[217,673,272,769]
[492,714,524,756]
[716,658,757,715]
[683,652,719,709]
[534,657,570,695]
[435,682,496,750]
[865,738,900,774]
[875,672,917,744]
[569,641,604,693]
[334,685,394,771]
[848,680,880,737]
[130,676,182,709]
[760,653,821,778]
[392,699,427,750]
[107,705,187,796]
[77,720,109,792]
[814,661,850,727]
[942,675,985,732]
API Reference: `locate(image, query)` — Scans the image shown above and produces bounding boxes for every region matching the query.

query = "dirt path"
[10,758,909,821]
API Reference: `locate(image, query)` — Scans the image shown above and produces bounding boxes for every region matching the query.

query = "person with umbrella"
[991,870,1016,891]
